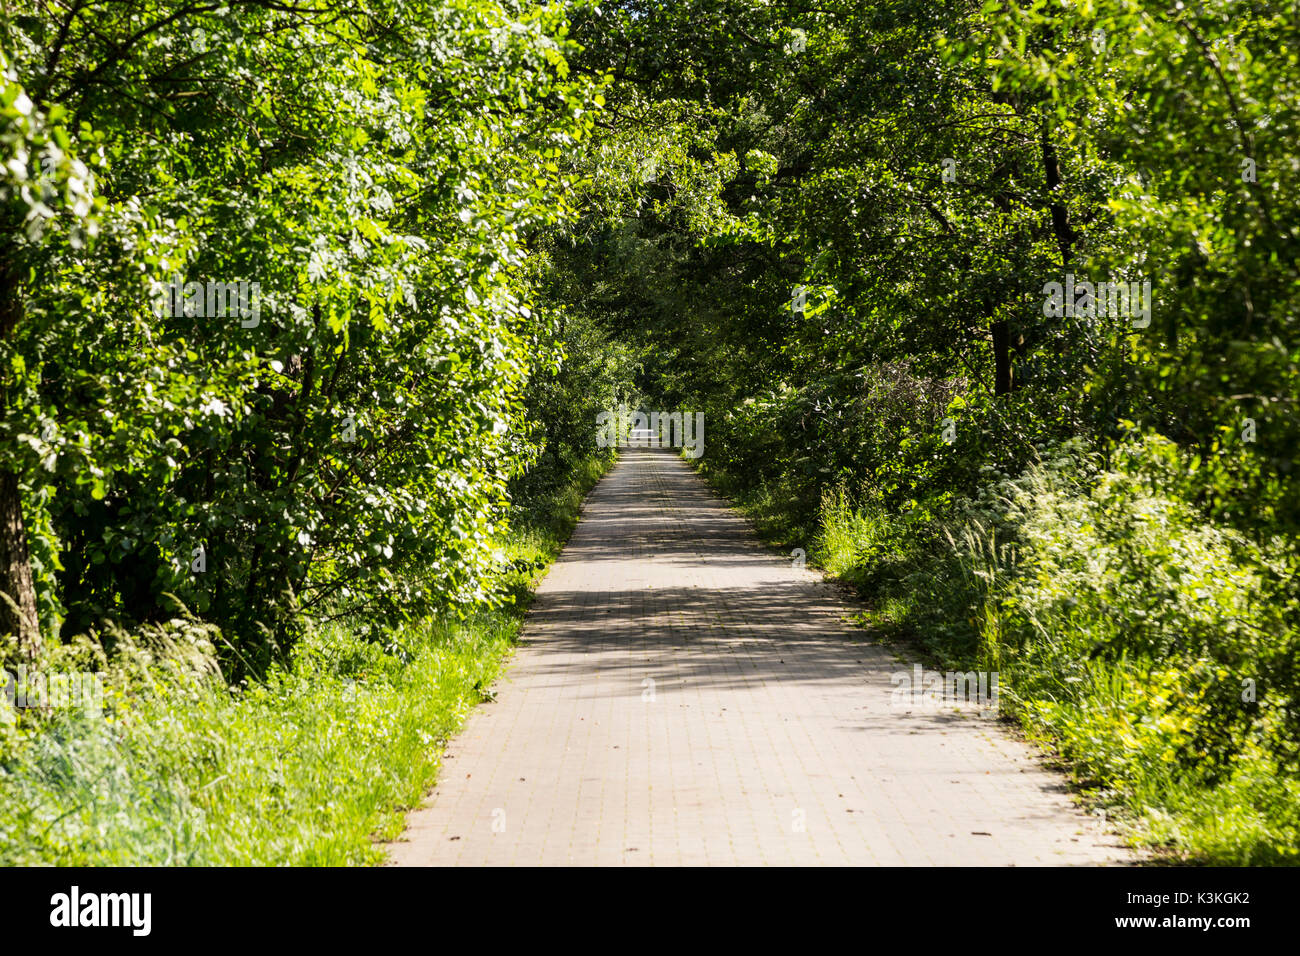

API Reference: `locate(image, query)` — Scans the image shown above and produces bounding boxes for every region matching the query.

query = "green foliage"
[2,1,603,670]
[961,0,1300,530]
[0,0,631,865]
[3,0,1298,865]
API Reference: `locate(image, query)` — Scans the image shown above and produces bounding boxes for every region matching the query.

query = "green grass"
[0,615,516,865]
[0,454,614,866]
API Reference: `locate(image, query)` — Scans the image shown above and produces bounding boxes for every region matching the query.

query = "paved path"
[387,449,1132,866]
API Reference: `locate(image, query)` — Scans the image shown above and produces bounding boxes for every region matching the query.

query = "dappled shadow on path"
[512,448,1002,736]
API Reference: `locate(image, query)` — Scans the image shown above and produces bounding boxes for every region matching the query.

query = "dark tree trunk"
[0,466,39,658]
[990,193,1019,395]
[991,318,1014,396]
[1041,125,1074,270]
[0,259,40,659]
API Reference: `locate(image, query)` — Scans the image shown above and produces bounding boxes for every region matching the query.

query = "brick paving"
[386,448,1133,866]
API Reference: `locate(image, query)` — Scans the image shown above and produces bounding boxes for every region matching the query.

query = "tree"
[2,0,595,670]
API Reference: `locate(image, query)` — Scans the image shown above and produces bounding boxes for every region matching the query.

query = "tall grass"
[0,616,513,865]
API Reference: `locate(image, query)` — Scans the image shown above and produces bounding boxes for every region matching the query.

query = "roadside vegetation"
[0,0,629,864]
[551,1,1300,864]
[3,0,1297,865]
[0,454,610,865]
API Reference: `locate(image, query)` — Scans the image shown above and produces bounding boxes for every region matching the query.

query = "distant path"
[387,449,1132,865]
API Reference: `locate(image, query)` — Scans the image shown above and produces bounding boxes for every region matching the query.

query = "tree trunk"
[990,193,1018,395]
[0,255,40,659]
[991,318,1013,395]
[1041,125,1074,270]
[0,469,40,659]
